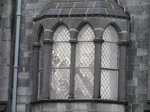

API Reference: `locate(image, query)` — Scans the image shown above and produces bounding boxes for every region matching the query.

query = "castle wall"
[0,0,13,102]
[16,0,150,112]
[124,0,150,112]
[16,1,51,111]
[0,0,149,112]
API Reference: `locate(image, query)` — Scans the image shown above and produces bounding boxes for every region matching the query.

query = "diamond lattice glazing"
[101,42,118,69]
[52,43,71,68]
[75,24,95,99]
[78,24,95,41]
[76,42,94,67]
[51,69,70,99]
[101,70,118,100]
[101,25,119,100]
[51,25,71,99]
[53,25,70,41]
[103,25,118,42]
[75,68,94,99]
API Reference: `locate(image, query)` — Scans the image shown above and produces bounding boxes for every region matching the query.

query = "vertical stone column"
[40,31,53,99]
[68,30,78,99]
[93,38,104,98]
[118,40,129,101]
[32,42,41,101]
[148,33,150,100]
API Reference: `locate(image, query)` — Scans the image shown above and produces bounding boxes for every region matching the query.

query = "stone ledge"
[30,99,128,105]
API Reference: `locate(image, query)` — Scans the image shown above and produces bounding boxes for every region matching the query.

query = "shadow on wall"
[0,104,7,112]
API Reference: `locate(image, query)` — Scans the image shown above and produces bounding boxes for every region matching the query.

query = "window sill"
[31,99,128,105]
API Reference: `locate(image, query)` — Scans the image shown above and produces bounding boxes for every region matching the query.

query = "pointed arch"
[75,24,95,99]
[51,22,69,35]
[101,25,119,100]
[52,25,70,41]
[50,25,71,99]
[104,22,121,33]
[76,21,94,34]
[36,24,44,42]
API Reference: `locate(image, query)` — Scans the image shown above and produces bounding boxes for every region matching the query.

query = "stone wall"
[122,0,150,112]
[31,103,125,112]
[10,0,150,112]
[16,0,51,112]
[0,0,13,102]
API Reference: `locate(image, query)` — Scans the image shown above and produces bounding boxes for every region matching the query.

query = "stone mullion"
[68,31,78,99]
[93,38,104,98]
[32,42,41,101]
[40,32,53,100]
[148,33,150,100]
[118,40,129,101]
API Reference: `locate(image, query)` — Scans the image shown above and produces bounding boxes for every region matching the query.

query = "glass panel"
[75,68,94,99]
[78,24,95,41]
[101,42,118,69]
[76,42,94,67]
[51,69,70,99]
[51,25,70,99]
[53,25,70,42]
[101,25,119,100]
[75,25,95,99]
[103,25,118,42]
[52,43,71,68]
[101,70,118,100]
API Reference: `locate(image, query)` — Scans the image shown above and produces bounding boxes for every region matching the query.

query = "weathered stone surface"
[0,0,12,102]
[0,0,150,112]
[31,103,125,112]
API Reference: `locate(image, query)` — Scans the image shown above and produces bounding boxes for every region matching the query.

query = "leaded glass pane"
[75,25,95,99]
[53,25,70,41]
[52,43,71,68]
[78,24,95,41]
[51,25,70,99]
[101,70,118,100]
[101,25,119,100]
[51,69,70,99]
[76,42,94,67]
[75,68,94,99]
[103,25,118,42]
[101,42,118,69]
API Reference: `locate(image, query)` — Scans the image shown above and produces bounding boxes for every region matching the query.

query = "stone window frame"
[32,18,129,102]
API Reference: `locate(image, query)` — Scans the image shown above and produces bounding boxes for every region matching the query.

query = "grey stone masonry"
[31,102,126,112]
[0,0,12,102]
[124,0,150,112]
[0,0,149,112]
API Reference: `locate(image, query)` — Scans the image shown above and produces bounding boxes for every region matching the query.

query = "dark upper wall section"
[34,0,129,21]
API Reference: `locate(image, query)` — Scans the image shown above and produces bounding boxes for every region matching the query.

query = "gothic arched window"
[50,25,71,99]
[33,0,129,103]
[101,25,119,100]
[75,24,95,99]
